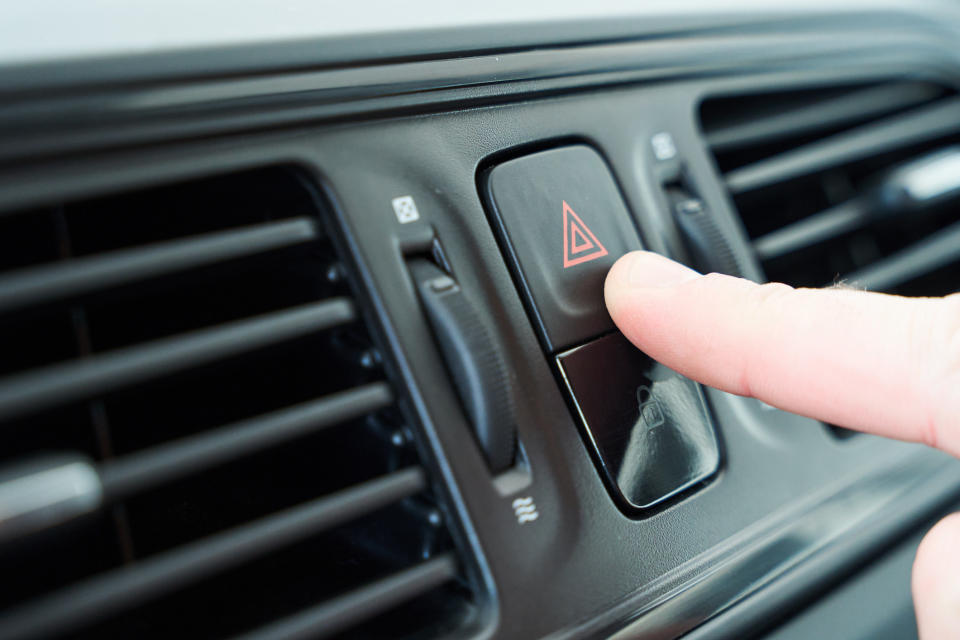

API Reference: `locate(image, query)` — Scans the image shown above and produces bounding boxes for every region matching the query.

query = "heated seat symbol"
[562,200,609,268]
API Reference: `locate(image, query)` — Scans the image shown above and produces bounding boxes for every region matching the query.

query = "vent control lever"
[410,259,517,472]
[669,190,742,276]
[649,131,743,276]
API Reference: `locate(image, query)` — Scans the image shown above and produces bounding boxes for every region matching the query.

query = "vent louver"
[700,79,960,297]
[0,167,478,639]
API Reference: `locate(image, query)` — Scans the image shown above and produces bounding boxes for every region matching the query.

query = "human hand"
[604,250,960,639]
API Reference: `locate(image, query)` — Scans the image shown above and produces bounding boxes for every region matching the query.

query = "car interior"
[0,2,958,639]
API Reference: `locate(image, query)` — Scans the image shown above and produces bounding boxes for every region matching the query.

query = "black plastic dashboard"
[1,6,959,640]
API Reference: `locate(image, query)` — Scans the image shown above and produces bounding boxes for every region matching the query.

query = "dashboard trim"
[553,452,960,639]
[0,21,955,168]
[0,12,958,638]
[0,8,951,89]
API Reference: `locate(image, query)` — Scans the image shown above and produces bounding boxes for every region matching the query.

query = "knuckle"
[939,294,960,375]
[721,279,795,398]
[928,295,960,436]
[909,294,960,453]
[942,295,960,400]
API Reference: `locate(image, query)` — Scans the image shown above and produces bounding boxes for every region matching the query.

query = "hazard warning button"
[483,145,642,352]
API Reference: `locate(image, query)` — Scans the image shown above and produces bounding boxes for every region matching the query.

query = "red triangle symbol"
[571,225,594,253]
[563,200,608,268]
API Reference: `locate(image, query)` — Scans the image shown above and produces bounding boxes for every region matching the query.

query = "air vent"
[700,79,960,297]
[0,167,480,639]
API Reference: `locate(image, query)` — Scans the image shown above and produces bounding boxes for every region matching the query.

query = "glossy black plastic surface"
[557,332,720,510]
[483,145,642,352]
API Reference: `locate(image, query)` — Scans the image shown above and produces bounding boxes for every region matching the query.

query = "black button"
[484,146,642,352]
[557,332,720,510]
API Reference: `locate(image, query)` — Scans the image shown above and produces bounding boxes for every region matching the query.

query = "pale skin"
[604,250,960,640]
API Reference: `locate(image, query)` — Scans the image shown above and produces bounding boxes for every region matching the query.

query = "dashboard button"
[484,145,642,352]
[557,332,720,510]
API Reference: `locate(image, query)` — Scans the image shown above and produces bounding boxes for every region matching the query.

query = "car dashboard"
[0,3,959,639]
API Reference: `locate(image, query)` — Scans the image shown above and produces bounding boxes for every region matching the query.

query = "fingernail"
[618,251,701,288]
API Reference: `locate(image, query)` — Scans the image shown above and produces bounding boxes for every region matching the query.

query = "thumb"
[913,513,960,639]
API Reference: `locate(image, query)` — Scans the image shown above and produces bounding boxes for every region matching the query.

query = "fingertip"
[603,250,637,316]
[606,251,701,288]
[913,512,960,639]
[604,251,701,316]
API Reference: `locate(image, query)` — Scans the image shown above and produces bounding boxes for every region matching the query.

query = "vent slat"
[0,166,476,638]
[753,199,872,260]
[0,217,319,314]
[0,456,102,544]
[237,554,458,640]
[703,80,960,298]
[725,97,960,194]
[0,299,355,423]
[842,218,960,290]
[101,382,394,501]
[0,468,427,640]
[705,82,943,151]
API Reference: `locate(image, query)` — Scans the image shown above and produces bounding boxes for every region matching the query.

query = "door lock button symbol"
[636,385,665,429]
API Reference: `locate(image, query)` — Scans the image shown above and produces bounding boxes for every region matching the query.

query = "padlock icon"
[636,385,666,429]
